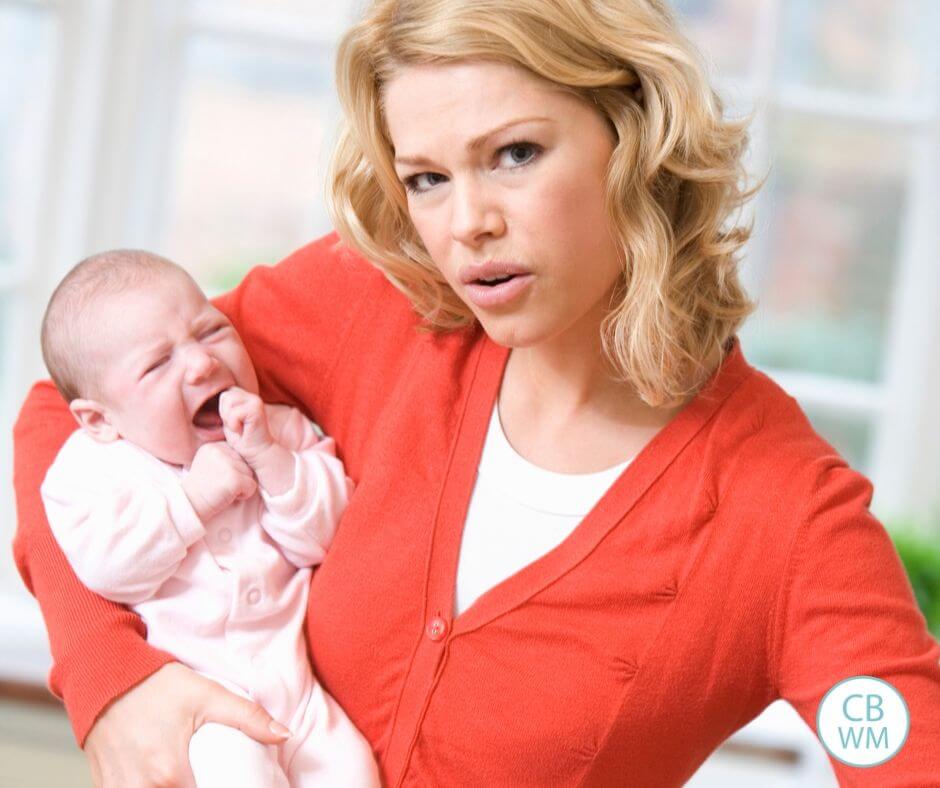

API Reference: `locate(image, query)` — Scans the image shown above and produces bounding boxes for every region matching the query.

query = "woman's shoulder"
[282,232,407,297]
[220,232,416,332]
[699,365,885,623]
[275,232,386,285]
[710,363,875,521]
[219,231,429,377]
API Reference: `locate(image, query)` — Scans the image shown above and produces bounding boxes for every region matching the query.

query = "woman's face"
[384,60,623,349]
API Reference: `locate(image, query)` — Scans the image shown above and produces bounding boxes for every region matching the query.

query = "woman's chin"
[477,317,545,349]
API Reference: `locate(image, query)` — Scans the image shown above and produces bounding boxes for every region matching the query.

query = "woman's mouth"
[463,273,534,308]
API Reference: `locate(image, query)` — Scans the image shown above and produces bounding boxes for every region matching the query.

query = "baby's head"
[42,250,259,466]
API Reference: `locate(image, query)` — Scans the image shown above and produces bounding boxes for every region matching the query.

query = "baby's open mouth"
[192,392,224,430]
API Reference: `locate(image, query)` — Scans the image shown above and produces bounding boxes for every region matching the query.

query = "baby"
[39,250,380,788]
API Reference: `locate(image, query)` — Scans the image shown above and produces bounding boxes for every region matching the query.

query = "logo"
[816,676,909,767]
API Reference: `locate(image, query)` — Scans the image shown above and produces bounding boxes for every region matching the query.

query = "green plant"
[889,516,940,640]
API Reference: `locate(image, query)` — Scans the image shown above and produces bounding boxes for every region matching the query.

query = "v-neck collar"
[481,403,633,515]
[425,332,755,636]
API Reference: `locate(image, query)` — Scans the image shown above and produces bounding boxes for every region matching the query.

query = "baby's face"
[90,272,259,466]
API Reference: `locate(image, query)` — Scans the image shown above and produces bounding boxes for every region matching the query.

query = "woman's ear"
[68,399,120,443]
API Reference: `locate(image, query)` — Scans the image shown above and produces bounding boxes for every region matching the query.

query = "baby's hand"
[220,387,295,497]
[182,442,258,522]
[219,387,275,466]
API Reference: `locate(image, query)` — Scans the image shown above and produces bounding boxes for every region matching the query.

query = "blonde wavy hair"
[327,0,759,407]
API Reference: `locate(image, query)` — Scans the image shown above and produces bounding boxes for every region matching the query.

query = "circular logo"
[816,676,909,767]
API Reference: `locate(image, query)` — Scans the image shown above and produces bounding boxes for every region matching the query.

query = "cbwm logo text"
[837,693,889,751]
[817,676,909,767]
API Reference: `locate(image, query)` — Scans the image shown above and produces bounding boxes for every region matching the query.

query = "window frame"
[699,0,940,522]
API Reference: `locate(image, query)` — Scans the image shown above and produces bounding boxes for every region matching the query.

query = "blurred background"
[1,0,938,785]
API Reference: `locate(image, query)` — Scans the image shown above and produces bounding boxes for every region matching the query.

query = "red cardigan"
[13,234,940,786]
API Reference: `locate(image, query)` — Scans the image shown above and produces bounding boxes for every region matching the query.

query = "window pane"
[743,114,908,382]
[802,407,873,475]
[165,36,335,290]
[0,295,21,596]
[190,0,354,31]
[779,0,932,100]
[673,0,765,79]
[0,295,7,394]
[0,6,56,269]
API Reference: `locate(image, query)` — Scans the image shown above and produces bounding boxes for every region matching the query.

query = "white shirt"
[454,405,633,617]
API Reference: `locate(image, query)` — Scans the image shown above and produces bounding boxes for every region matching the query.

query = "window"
[165,34,335,288]
[0,0,59,680]
[0,0,354,680]
[675,0,940,520]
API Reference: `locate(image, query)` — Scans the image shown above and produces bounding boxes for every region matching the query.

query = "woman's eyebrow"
[394,116,553,167]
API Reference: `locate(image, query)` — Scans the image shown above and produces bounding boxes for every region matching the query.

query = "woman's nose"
[185,347,219,382]
[449,178,506,245]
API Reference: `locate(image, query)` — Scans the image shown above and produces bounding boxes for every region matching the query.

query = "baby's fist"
[182,442,257,522]
[219,387,273,464]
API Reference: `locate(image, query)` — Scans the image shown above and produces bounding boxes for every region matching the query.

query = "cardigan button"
[426,616,448,642]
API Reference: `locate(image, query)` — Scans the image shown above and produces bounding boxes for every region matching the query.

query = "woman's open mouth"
[463,273,534,308]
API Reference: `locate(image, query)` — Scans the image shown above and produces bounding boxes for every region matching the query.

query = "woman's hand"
[83,662,291,788]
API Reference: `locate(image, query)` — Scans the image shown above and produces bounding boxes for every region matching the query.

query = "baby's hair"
[41,249,193,402]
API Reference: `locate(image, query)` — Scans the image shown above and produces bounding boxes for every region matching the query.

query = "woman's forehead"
[384,60,554,109]
[383,62,575,147]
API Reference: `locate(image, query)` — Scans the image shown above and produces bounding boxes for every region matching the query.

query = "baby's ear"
[69,399,120,443]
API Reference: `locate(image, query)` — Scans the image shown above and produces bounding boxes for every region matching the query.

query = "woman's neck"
[499,295,660,425]
[502,341,683,430]
[494,307,722,473]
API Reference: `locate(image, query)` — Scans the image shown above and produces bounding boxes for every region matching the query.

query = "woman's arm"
[12,380,174,743]
[771,459,940,784]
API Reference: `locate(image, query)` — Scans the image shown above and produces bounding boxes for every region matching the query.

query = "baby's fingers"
[220,404,246,436]
[219,389,250,429]
[234,473,258,502]
[222,402,264,439]
[216,445,255,477]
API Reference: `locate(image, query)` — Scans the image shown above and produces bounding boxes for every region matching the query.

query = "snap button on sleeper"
[218,528,232,544]
[426,617,448,642]
[247,588,262,605]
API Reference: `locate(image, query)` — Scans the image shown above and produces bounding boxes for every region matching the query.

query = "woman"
[13,0,940,786]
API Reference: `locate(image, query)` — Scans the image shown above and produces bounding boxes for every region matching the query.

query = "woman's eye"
[403,171,448,195]
[401,142,541,196]
[498,141,540,168]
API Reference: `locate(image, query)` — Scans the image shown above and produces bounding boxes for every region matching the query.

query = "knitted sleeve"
[771,458,940,784]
